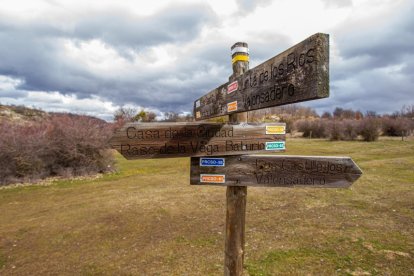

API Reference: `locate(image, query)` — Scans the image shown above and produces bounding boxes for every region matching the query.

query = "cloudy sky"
[0,0,413,120]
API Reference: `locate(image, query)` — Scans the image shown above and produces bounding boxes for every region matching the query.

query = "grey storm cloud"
[0,1,413,116]
[336,15,414,74]
[0,3,220,112]
[0,89,27,99]
[308,1,414,114]
[72,4,216,49]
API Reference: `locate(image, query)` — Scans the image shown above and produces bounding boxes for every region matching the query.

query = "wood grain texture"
[109,122,286,159]
[224,41,250,276]
[194,33,329,120]
[191,155,362,188]
[224,185,246,276]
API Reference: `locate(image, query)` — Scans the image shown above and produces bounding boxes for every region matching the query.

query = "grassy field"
[1,138,413,275]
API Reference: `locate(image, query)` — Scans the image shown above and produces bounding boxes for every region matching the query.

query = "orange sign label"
[200,174,225,183]
[227,101,238,112]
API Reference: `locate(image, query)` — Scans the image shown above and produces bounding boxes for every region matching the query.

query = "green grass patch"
[246,236,412,276]
[0,253,6,269]
[246,247,355,276]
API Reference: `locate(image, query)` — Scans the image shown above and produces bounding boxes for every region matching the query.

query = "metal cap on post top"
[231,42,249,76]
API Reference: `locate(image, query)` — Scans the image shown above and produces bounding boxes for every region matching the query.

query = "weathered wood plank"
[194,33,329,120]
[191,155,362,188]
[224,41,249,276]
[109,122,286,159]
[224,185,246,276]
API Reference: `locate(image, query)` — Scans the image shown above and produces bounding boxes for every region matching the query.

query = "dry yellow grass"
[0,137,413,275]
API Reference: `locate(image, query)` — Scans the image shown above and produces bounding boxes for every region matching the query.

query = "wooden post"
[224,42,249,276]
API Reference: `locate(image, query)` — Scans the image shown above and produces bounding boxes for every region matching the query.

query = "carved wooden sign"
[109,122,286,159]
[190,155,362,188]
[193,33,329,120]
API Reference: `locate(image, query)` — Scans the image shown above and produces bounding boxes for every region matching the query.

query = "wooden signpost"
[194,33,329,120]
[109,122,286,159]
[191,155,362,187]
[110,32,362,276]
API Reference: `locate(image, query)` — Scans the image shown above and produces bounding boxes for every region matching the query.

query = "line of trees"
[113,105,414,142]
[280,106,414,141]
[113,107,193,126]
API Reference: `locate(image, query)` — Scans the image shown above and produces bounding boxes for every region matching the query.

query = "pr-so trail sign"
[108,32,363,276]
[191,155,362,187]
[193,33,329,120]
[109,122,286,159]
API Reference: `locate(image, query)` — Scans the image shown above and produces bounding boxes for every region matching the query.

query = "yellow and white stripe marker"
[231,43,249,64]
[231,46,249,55]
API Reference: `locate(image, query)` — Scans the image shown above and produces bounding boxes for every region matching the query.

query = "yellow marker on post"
[232,54,249,64]
[231,42,249,71]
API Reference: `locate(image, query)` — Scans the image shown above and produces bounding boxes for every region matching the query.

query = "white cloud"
[0,75,24,90]
[62,39,134,75]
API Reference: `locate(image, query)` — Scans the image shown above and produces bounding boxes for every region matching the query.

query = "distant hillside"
[0,104,48,122]
[0,104,107,124]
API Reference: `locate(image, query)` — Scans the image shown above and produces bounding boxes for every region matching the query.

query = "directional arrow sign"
[194,33,329,120]
[190,155,362,188]
[109,122,286,159]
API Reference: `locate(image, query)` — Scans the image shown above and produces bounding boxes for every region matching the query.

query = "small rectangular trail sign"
[194,33,329,120]
[109,122,286,159]
[190,155,362,188]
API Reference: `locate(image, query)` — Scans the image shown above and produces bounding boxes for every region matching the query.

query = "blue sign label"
[200,157,225,167]
[265,141,285,150]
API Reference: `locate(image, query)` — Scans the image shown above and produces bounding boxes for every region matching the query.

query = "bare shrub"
[295,119,328,138]
[161,112,193,122]
[0,120,50,182]
[0,114,114,185]
[113,107,137,123]
[342,120,359,140]
[46,114,114,175]
[381,117,412,136]
[134,110,157,122]
[328,120,343,141]
[279,116,295,134]
[358,117,381,141]
[294,119,310,136]
[328,120,358,141]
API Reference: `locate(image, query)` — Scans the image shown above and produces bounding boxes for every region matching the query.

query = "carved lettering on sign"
[109,122,286,159]
[190,155,362,188]
[194,33,329,120]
